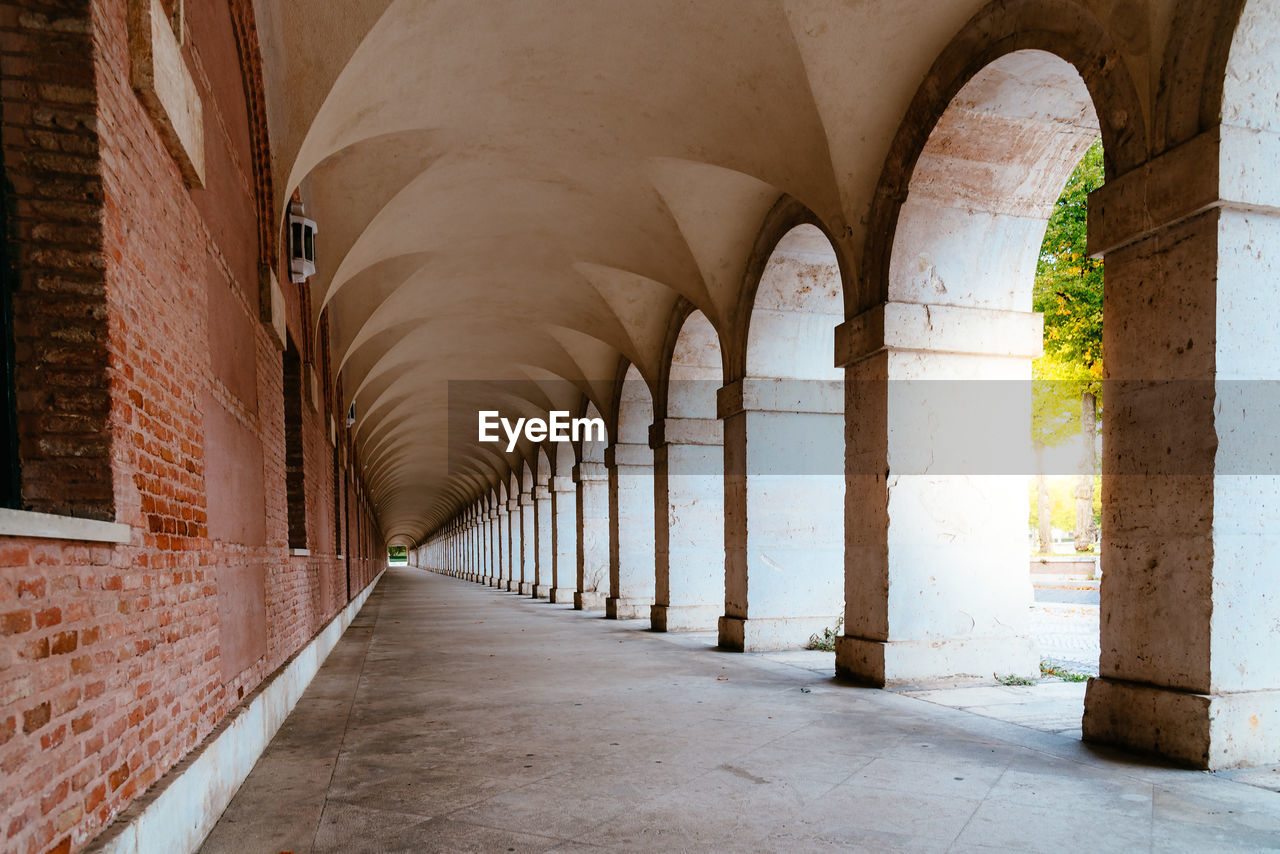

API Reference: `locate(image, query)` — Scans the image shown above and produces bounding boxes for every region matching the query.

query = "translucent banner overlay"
[448,380,1279,476]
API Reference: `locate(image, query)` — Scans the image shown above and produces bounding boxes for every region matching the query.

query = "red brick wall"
[0,2,385,853]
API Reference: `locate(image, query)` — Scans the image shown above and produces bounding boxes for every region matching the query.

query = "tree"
[1032,139,1104,552]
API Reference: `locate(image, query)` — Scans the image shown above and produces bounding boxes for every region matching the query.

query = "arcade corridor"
[199,569,1280,853]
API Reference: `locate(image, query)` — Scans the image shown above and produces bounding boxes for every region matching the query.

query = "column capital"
[603,442,651,468]
[716,377,843,420]
[834,301,1042,368]
[550,475,576,493]
[572,461,609,482]
[1088,125,1280,258]
[649,416,723,449]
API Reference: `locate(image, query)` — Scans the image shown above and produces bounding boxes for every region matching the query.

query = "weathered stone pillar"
[573,461,610,609]
[833,301,1042,685]
[651,416,723,631]
[550,475,578,604]
[501,501,515,589]
[469,510,479,582]
[718,378,844,650]
[534,483,554,598]
[464,515,473,580]
[472,510,482,582]
[1080,128,1280,768]
[506,497,521,591]
[606,441,656,619]
[487,506,500,587]
[519,491,536,595]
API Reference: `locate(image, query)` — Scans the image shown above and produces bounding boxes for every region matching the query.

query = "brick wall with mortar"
[0,2,385,853]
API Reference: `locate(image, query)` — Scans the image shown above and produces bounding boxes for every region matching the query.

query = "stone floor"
[199,568,1280,853]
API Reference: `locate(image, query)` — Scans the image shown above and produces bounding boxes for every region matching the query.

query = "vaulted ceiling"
[249,0,1173,545]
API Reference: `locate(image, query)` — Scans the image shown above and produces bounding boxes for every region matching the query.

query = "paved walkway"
[200,569,1280,853]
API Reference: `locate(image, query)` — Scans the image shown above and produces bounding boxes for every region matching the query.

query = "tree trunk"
[1073,391,1097,551]
[1036,444,1052,554]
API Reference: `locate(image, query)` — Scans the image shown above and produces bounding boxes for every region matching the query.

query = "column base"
[717,615,838,652]
[575,591,606,611]
[534,584,551,599]
[606,596,654,620]
[651,603,720,632]
[1084,676,1280,769]
[834,634,1039,688]
[519,582,533,595]
[550,587,576,605]
[505,580,518,592]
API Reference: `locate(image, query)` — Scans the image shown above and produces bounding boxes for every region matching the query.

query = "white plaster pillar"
[519,491,536,595]
[833,301,1042,684]
[464,516,473,580]
[496,504,508,588]
[505,497,521,591]
[718,379,844,650]
[1079,128,1280,768]
[549,475,578,604]
[471,512,481,582]
[651,416,724,631]
[534,483,554,598]
[469,512,479,581]
[606,441,656,620]
[469,514,478,580]
[573,461,610,610]
[487,507,500,587]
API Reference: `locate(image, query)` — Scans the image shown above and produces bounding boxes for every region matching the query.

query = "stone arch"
[531,445,554,598]
[719,218,845,651]
[606,362,656,619]
[574,400,610,608]
[860,0,1148,314]
[1155,0,1248,152]
[548,438,579,603]
[725,195,849,383]
[653,307,727,632]
[837,38,1123,686]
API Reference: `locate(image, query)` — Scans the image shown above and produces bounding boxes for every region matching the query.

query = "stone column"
[506,497,521,591]
[833,302,1042,684]
[534,483,554,598]
[471,511,481,582]
[650,416,724,630]
[464,516,472,580]
[498,504,509,589]
[469,513,477,580]
[1079,128,1280,769]
[606,441,656,620]
[718,378,844,650]
[550,475,578,603]
[573,461,610,609]
[519,491,536,595]
[470,511,479,582]
[487,507,500,587]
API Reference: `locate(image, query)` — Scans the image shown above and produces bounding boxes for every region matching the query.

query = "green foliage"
[388,545,408,561]
[995,673,1036,686]
[1029,475,1101,543]
[1031,139,1104,451]
[807,616,843,652]
[1040,661,1090,683]
[1034,138,1104,374]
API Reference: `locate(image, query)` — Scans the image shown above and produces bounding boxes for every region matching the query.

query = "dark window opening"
[284,334,307,549]
[0,116,19,510]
